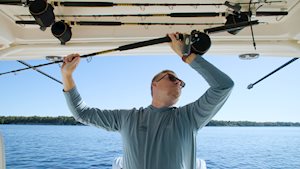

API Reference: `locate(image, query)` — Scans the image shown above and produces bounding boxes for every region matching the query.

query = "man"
[61,33,234,169]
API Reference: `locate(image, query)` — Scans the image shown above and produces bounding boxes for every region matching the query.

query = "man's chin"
[166,91,180,103]
[173,91,181,98]
[171,95,180,103]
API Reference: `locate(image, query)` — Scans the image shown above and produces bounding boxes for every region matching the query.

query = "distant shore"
[0,116,299,127]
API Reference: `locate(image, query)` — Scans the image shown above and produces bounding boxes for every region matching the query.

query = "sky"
[0,53,299,122]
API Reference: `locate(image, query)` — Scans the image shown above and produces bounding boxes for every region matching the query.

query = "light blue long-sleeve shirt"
[64,56,234,169]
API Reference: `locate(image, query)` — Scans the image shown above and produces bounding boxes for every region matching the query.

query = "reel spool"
[181,30,211,58]
[190,30,211,55]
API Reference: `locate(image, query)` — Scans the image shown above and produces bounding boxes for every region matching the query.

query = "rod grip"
[77,21,122,26]
[0,0,22,5]
[118,36,171,51]
[60,2,113,7]
[170,12,219,17]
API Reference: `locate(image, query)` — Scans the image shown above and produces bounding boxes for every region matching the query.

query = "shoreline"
[1,116,299,127]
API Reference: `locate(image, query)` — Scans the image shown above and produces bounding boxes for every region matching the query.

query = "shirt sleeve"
[63,87,129,131]
[178,56,234,130]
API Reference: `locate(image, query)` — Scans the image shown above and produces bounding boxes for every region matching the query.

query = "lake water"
[1,125,300,169]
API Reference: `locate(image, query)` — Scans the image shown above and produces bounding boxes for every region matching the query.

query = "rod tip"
[247,84,254,89]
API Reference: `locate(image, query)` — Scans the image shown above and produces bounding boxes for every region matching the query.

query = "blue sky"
[0,53,299,122]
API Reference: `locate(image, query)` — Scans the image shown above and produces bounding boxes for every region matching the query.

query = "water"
[1,125,300,169]
[196,127,300,169]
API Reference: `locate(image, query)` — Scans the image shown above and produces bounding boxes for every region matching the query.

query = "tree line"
[0,116,81,125]
[0,116,299,126]
[206,120,300,127]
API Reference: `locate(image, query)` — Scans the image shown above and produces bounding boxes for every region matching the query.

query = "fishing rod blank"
[0,60,62,76]
[53,1,223,7]
[17,60,62,84]
[247,57,299,89]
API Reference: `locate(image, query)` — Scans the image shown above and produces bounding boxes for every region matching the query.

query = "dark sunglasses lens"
[168,74,185,88]
[168,75,177,82]
[181,82,185,88]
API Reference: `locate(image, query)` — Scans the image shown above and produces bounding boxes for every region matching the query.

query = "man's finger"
[72,56,80,65]
[168,33,177,42]
[64,53,80,63]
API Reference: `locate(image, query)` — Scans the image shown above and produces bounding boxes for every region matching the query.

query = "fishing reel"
[180,30,211,58]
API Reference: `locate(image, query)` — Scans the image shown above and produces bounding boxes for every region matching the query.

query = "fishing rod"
[0,35,187,76]
[16,11,288,18]
[0,20,259,76]
[51,1,286,7]
[15,20,225,26]
[247,57,299,89]
[0,37,178,76]
[0,0,286,7]
[15,16,259,31]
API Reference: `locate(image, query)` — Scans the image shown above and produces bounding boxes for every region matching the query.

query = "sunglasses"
[156,73,186,88]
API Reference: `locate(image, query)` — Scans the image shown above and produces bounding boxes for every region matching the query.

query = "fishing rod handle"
[58,2,113,7]
[118,35,174,51]
[0,0,23,5]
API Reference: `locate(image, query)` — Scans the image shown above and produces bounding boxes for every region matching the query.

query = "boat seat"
[112,157,206,169]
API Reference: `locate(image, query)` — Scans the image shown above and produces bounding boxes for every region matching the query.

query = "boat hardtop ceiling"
[0,0,299,60]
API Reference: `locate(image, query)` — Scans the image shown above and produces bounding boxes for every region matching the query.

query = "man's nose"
[174,80,181,86]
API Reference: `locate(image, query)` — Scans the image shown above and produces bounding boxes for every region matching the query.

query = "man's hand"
[168,33,196,64]
[61,53,80,92]
[61,53,80,78]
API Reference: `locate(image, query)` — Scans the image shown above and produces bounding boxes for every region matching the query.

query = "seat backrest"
[0,132,6,169]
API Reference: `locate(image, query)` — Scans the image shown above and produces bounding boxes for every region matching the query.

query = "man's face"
[153,72,185,102]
